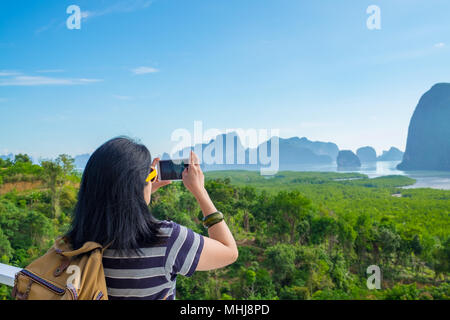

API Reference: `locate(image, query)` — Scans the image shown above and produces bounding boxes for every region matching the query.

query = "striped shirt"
[103,220,204,300]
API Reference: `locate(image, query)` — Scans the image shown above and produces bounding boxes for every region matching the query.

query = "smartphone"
[157,159,189,181]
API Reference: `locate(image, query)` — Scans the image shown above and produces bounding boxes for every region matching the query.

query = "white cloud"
[0,75,103,86]
[82,0,152,20]
[131,66,159,75]
[434,42,445,48]
[78,78,103,83]
[35,18,59,34]
[0,70,21,76]
[35,1,152,33]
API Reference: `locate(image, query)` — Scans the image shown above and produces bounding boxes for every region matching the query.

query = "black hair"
[66,136,163,254]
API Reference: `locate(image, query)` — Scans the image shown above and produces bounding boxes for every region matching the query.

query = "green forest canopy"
[0,156,449,300]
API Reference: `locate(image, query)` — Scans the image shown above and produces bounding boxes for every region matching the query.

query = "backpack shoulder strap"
[53,237,103,258]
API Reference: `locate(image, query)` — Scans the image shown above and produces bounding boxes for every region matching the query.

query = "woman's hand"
[150,157,171,194]
[181,151,238,272]
[182,151,206,199]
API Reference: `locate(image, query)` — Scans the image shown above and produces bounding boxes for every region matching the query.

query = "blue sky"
[1,0,449,159]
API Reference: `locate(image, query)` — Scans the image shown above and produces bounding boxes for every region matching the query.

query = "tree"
[0,158,13,168]
[264,243,297,286]
[384,284,420,300]
[354,213,375,276]
[433,238,450,281]
[270,191,312,244]
[374,226,401,271]
[241,267,256,297]
[253,268,277,299]
[410,235,423,256]
[57,154,75,178]
[235,186,257,232]
[280,286,310,300]
[0,228,13,263]
[310,214,339,250]
[14,154,32,164]
[40,154,75,218]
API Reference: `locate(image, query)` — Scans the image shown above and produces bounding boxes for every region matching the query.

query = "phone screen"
[158,159,189,181]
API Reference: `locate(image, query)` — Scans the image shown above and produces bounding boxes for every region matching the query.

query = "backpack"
[12,236,108,300]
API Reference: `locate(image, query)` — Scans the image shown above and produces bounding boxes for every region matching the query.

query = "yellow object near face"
[146,167,157,183]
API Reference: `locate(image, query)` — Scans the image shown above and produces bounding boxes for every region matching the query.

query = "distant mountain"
[256,137,333,165]
[378,147,403,162]
[170,133,335,169]
[398,83,450,171]
[290,137,339,160]
[172,132,248,170]
[337,150,361,168]
[66,132,407,172]
[74,153,90,170]
[356,146,377,162]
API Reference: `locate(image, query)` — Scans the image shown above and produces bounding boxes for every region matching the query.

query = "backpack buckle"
[54,257,71,277]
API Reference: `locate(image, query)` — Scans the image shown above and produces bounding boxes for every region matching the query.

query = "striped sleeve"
[165,221,204,279]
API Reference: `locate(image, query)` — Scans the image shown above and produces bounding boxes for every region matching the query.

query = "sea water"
[277,161,450,190]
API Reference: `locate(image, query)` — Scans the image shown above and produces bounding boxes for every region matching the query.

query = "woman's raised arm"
[182,151,238,271]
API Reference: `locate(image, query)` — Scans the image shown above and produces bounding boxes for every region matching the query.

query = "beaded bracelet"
[202,211,224,229]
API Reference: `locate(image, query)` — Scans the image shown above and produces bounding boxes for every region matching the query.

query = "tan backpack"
[12,236,108,300]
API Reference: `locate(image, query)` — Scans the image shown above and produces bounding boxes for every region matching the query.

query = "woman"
[66,137,238,299]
